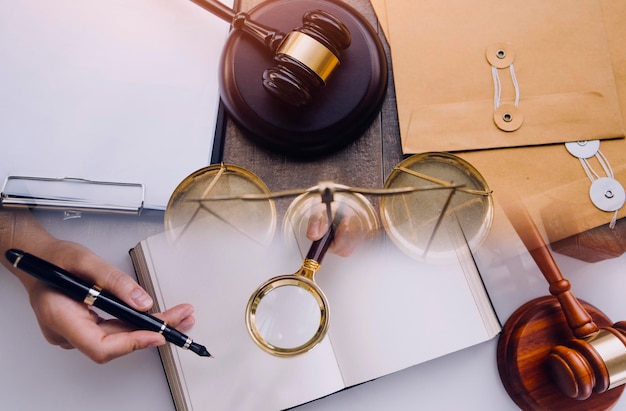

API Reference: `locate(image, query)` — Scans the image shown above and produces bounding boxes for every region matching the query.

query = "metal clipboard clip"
[1,176,145,216]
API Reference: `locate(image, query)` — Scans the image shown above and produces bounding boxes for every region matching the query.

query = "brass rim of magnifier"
[282,182,380,247]
[164,163,276,244]
[245,275,330,357]
[380,152,493,260]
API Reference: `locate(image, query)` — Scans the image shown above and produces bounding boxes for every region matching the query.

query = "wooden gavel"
[189,0,351,106]
[502,198,626,400]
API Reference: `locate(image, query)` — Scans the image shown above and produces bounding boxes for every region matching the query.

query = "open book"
[130,218,501,410]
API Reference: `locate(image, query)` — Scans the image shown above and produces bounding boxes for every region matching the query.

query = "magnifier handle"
[306,217,338,264]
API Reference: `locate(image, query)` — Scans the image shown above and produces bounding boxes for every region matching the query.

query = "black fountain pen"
[5,249,211,357]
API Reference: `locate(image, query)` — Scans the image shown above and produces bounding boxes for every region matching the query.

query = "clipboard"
[0,0,234,213]
[1,176,145,215]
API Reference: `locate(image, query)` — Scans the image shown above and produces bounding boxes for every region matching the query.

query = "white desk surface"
[1,207,625,411]
[1,1,625,409]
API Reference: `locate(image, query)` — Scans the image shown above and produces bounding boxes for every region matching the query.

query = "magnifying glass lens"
[254,285,322,348]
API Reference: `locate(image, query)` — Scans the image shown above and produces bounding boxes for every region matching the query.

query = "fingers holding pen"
[80,304,196,363]
[51,241,155,312]
[5,212,204,363]
[96,303,197,335]
[72,327,166,364]
[157,303,197,333]
[25,286,143,363]
[23,246,198,363]
[18,239,156,313]
[51,303,196,364]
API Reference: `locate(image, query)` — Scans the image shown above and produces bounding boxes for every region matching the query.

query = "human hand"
[305,204,371,257]
[14,240,195,364]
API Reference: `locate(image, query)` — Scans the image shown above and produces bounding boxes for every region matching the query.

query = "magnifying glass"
[245,207,338,357]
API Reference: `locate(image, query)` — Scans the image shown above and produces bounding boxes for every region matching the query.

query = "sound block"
[497,296,624,410]
[219,0,388,158]
[550,216,626,263]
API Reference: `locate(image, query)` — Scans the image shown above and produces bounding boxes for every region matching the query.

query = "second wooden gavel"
[190,0,351,107]
[502,198,626,400]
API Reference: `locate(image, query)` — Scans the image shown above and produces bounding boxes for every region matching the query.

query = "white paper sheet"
[0,0,232,209]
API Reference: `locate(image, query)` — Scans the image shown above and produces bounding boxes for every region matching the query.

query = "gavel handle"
[188,0,285,51]
[189,0,235,21]
[502,198,599,339]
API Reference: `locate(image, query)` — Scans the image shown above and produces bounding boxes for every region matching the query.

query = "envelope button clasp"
[486,42,515,68]
[494,104,523,132]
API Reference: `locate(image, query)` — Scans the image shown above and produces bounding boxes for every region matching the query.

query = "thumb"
[94,264,153,312]
[59,243,154,312]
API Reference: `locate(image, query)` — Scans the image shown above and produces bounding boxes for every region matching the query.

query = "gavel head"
[547,322,626,400]
[262,10,351,107]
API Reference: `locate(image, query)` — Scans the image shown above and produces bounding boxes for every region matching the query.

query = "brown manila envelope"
[457,138,626,244]
[459,0,626,244]
[372,0,626,242]
[373,0,623,153]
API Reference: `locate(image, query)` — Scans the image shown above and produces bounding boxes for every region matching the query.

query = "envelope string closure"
[491,65,520,111]
[486,42,523,132]
[565,140,625,228]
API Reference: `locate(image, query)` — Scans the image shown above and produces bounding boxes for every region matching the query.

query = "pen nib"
[189,342,212,358]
